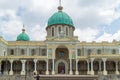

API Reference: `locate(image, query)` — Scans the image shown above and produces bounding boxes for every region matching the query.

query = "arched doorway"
[106,61,115,74]
[1,60,10,74]
[55,45,69,74]
[13,60,22,74]
[58,62,65,74]
[25,60,34,73]
[55,60,68,74]
[93,61,99,75]
[37,61,46,74]
[78,61,87,75]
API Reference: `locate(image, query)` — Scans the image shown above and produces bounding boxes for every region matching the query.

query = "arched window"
[77,49,81,56]
[10,49,14,55]
[31,49,35,56]
[42,49,46,56]
[88,49,91,55]
[66,27,68,36]
[21,49,25,55]
[52,27,54,37]
[97,49,101,54]
[58,27,61,33]
[4,51,6,56]
[112,49,116,54]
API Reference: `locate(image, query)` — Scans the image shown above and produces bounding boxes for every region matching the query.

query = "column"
[75,45,79,75]
[46,44,49,75]
[102,58,107,75]
[69,59,73,75]
[75,59,79,75]
[46,59,49,75]
[115,61,119,74]
[87,60,90,74]
[52,59,55,75]
[98,60,102,75]
[16,46,18,56]
[21,60,26,75]
[99,60,101,71]
[90,58,94,75]
[34,59,37,74]
[9,60,13,75]
[27,47,29,56]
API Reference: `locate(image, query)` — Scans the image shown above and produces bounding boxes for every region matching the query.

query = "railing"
[0,56,47,59]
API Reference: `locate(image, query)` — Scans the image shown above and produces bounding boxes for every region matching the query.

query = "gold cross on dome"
[59,0,61,6]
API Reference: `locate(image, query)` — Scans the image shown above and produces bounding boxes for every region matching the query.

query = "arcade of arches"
[0,46,120,75]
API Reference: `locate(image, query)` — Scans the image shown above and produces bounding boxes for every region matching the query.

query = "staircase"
[40,75,98,80]
[0,75,98,80]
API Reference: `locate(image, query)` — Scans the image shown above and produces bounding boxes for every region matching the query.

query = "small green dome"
[17,29,30,41]
[48,11,74,27]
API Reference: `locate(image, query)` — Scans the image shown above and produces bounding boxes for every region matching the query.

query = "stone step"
[36,75,98,80]
[0,75,98,80]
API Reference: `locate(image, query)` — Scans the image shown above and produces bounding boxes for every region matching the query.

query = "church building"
[0,3,120,76]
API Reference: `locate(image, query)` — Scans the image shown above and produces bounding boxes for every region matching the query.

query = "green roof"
[48,11,74,27]
[17,32,30,41]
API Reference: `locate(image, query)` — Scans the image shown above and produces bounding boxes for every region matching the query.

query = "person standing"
[35,74,40,80]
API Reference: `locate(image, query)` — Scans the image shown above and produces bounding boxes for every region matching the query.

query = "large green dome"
[17,29,30,41]
[48,11,74,27]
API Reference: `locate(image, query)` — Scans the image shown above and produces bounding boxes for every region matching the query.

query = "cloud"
[29,24,46,41]
[74,28,99,42]
[0,0,120,42]
[65,0,120,29]
[96,31,120,42]
[0,9,22,40]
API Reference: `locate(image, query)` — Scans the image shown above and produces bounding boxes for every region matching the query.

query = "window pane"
[88,49,91,55]
[10,49,14,55]
[77,49,81,56]
[52,27,54,37]
[98,49,101,54]
[112,49,116,54]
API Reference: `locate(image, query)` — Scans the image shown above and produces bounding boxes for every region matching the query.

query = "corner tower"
[46,2,75,40]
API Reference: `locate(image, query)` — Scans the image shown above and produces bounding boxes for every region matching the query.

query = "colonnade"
[0,58,120,75]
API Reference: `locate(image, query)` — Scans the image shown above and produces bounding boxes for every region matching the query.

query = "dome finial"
[59,0,61,6]
[22,24,25,33]
[58,0,63,11]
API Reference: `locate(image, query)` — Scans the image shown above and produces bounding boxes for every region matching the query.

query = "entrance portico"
[55,59,68,74]
[55,45,69,74]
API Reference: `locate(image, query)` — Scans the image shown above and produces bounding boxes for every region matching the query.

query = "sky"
[0,0,120,42]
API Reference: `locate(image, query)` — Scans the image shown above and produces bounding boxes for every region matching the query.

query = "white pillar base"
[103,70,107,75]
[87,71,90,75]
[69,71,73,75]
[116,71,119,75]
[34,70,37,74]
[52,71,55,75]
[21,71,25,75]
[75,71,79,75]
[90,70,94,75]
[46,70,49,75]
[9,71,13,75]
